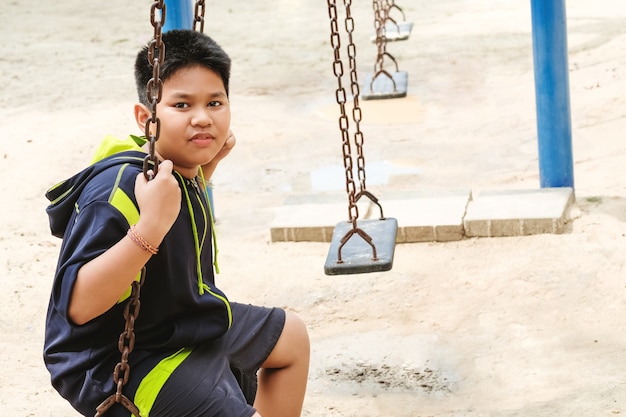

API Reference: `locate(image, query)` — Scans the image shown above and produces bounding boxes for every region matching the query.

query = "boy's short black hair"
[135,30,231,105]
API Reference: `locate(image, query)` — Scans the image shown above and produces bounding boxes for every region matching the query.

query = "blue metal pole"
[163,0,193,32]
[530,0,574,188]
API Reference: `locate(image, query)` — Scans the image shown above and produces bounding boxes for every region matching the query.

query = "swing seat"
[324,218,398,275]
[371,21,414,42]
[361,70,408,100]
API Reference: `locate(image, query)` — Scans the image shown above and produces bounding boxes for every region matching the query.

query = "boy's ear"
[134,103,151,134]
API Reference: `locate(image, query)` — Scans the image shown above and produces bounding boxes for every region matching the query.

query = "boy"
[44,30,309,417]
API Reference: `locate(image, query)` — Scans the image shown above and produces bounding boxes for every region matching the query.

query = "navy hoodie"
[43,135,232,415]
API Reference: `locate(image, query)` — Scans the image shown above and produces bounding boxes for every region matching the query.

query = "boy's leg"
[254,311,310,417]
[148,343,257,417]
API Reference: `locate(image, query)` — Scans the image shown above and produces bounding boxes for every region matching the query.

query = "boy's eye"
[174,102,189,109]
[208,101,222,108]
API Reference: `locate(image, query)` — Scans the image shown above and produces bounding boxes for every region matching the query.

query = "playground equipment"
[369,0,413,42]
[531,0,574,188]
[360,0,573,185]
[93,0,574,409]
[362,0,411,100]
[324,0,398,275]
[153,1,574,270]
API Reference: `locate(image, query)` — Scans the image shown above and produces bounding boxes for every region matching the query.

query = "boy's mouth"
[190,133,214,145]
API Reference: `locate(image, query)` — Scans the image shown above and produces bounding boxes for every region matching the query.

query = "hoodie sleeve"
[50,162,142,324]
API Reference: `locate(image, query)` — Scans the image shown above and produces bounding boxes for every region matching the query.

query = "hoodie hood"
[45,135,149,238]
[89,134,146,164]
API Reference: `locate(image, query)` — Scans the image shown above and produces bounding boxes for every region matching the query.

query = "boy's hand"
[201,130,236,181]
[213,129,236,164]
[134,160,181,239]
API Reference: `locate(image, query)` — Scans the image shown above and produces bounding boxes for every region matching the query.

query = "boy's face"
[135,65,231,178]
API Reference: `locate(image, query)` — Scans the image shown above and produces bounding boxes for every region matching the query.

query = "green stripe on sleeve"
[110,187,140,226]
[108,165,141,303]
[108,165,139,226]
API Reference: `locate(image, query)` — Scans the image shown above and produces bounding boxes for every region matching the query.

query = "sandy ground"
[2,0,626,416]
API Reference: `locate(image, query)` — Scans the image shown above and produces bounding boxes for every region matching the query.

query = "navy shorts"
[148,303,286,417]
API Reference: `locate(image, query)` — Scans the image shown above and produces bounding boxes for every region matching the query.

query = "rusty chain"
[193,0,206,32]
[94,1,167,416]
[386,0,407,26]
[142,0,166,181]
[327,0,358,228]
[95,270,146,417]
[327,0,378,262]
[371,0,399,90]
[342,0,368,195]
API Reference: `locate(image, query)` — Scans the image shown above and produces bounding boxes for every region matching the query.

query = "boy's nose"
[192,108,212,126]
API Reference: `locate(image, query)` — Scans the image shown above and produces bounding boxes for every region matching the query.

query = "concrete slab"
[270,201,345,243]
[463,188,575,237]
[378,189,471,243]
[270,190,472,243]
[270,188,576,242]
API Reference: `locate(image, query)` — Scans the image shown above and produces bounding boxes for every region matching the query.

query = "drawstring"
[198,169,220,275]
[172,170,232,325]
[175,172,206,295]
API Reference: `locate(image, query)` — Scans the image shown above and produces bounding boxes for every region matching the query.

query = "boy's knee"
[283,311,310,372]
[264,310,309,369]
[284,310,310,353]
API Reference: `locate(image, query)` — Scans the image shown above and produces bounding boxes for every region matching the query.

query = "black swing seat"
[361,70,408,100]
[371,21,414,42]
[324,217,398,275]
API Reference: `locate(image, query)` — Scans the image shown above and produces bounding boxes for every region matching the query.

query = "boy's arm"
[68,161,181,325]
[201,129,236,182]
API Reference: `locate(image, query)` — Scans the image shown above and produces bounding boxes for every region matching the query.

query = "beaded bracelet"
[127,225,159,255]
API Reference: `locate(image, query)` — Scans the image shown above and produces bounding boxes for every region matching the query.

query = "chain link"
[193,0,206,32]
